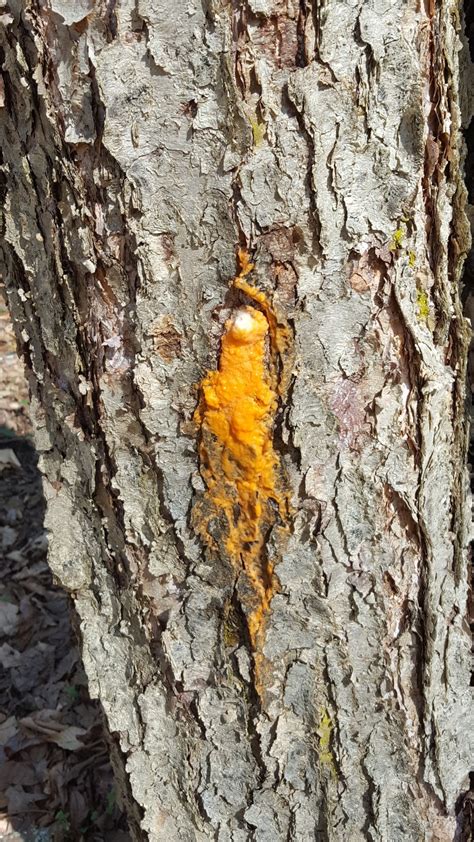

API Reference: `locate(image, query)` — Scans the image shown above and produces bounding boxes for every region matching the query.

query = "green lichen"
[318,709,338,780]
[250,117,265,147]
[389,226,405,252]
[222,605,240,648]
[408,250,416,268]
[416,289,430,323]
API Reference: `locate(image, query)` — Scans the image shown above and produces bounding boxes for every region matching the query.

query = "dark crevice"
[105,0,118,42]
[465,0,474,62]
[312,0,323,55]
[457,2,474,840]
[283,88,323,258]
[228,587,267,800]
[464,0,474,736]
[296,0,310,67]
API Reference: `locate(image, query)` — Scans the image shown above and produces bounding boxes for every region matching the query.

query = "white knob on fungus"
[232,309,257,333]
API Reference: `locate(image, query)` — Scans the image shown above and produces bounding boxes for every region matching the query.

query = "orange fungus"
[194,252,288,666]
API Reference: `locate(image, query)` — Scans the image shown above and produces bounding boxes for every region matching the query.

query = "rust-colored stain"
[194,250,291,690]
[150,316,182,362]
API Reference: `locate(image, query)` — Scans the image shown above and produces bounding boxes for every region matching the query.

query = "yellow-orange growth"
[194,251,289,667]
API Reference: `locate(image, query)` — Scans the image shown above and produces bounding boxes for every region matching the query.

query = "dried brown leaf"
[20,711,87,751]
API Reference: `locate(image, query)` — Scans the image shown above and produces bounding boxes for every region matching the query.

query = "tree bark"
[0,1,472,840]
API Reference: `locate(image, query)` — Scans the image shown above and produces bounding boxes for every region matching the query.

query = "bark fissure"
[454,1,474,836]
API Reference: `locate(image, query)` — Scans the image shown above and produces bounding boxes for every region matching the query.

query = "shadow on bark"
[457,2,474,837]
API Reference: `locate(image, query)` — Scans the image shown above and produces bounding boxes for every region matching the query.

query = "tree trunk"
[0,1,472,839]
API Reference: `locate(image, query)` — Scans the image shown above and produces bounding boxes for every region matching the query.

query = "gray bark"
[0,0,472,840]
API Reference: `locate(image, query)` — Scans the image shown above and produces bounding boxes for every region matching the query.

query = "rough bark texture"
[0,1,472,840]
